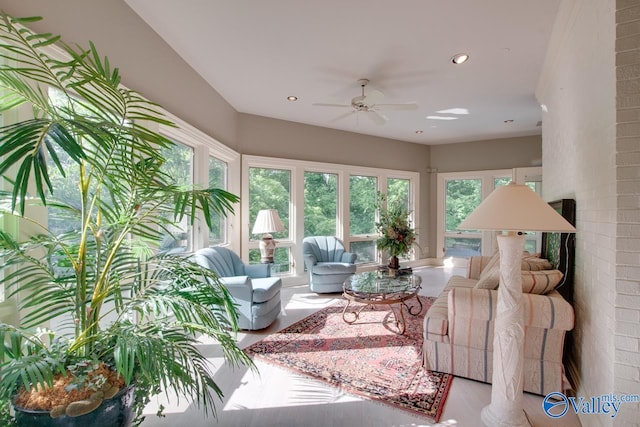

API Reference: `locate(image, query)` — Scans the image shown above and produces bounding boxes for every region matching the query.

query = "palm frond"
[102,321,239,418]
[0,325,65,399]
[0,14,68,91]
[0,119,83,213]
[0,13,249,423]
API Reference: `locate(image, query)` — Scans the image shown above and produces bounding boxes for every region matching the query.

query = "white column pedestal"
[480,234,531,427]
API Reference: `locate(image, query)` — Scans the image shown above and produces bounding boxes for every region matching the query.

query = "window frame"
[158,113,241,252]
[436,167,542,259]
[242,155,419,281]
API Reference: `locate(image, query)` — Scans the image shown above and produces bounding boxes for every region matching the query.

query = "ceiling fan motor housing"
[351,95,368,110]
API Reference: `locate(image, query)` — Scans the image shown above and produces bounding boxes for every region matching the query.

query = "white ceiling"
[125,0,560,145]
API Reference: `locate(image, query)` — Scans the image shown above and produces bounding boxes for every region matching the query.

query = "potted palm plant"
[375,193,417,271]
[0,13,252,426]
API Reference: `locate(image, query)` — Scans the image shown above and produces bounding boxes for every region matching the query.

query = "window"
[248,167,291,273]
[304,172,338,236]
[158,141,194,253]
[159,115,241,252]
[437,168,542,259]
[46,88,89,236]
[349,175,378,263]
[495,177,511,188]
[242,156,419,281]
[443,178,482,258]
[520,170,544,253]
[387,177,413,261]
[44,90,240,255]
[387,178,410,210]
[208,156,228,245]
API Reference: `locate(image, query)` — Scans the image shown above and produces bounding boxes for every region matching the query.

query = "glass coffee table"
[342,270,422,334]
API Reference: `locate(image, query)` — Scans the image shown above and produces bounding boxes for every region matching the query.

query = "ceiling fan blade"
[331,110,356,122]
[368,110,388,125]
[376,102,419,110]
[363,89,384,106]
[312,103,352,108]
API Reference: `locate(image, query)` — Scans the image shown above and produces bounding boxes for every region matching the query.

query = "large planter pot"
[13,385,135,427]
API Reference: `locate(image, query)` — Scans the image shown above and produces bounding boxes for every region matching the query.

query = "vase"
[388,255,400,270]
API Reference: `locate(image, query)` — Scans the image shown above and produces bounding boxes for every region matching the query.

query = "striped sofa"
[423,256,574,396]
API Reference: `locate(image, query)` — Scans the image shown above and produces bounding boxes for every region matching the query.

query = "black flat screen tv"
[540,198,576,387]
[540,198,576,305]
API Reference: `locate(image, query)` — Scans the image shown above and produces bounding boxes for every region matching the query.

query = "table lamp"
[252,209,285,263]
[458,182,576,427]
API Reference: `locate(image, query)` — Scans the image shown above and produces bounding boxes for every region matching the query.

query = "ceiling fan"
[313,78,418,125]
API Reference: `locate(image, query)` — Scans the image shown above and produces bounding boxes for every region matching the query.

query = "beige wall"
[538,0,639,424]
[0,0,240,150]
[430,135,542,173]
[238,113,429,171]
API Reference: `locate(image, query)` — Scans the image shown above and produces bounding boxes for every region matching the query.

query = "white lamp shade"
[252,209,285,234]
[458,183,576,233]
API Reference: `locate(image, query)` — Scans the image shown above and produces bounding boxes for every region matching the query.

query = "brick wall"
[538,0,640,424]
[541,1,617,424]
[615,0,640,424]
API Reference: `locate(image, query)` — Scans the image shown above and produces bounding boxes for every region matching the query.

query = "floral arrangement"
[375,194,417,259]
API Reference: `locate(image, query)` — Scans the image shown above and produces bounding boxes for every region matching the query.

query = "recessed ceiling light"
[415,130,423,134]
[451,53,470,65]
[287,96,298,101]
[427,115,458,120]
[437,108,469,115]
[504,119,514,123]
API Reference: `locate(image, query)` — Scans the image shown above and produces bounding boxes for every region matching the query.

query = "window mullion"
[192,144,208,250]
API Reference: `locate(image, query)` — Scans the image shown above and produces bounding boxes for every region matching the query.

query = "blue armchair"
[303,236,357,293]
[192,247,282,330]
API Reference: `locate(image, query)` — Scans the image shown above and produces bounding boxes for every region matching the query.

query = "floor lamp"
[252,209,285,263]
[458,183,575,427]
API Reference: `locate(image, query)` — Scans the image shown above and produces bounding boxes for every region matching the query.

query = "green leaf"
[10,16,43,24]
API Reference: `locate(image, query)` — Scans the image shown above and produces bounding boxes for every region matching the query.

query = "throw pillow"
[521,270,564,294]
[478,252,499,277]
[474,267,499,289]
[467,255,495,279]
[475,253,500,290]
[521,257,553,271]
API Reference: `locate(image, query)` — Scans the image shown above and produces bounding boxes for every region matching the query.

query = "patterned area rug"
[244,295,452,422]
